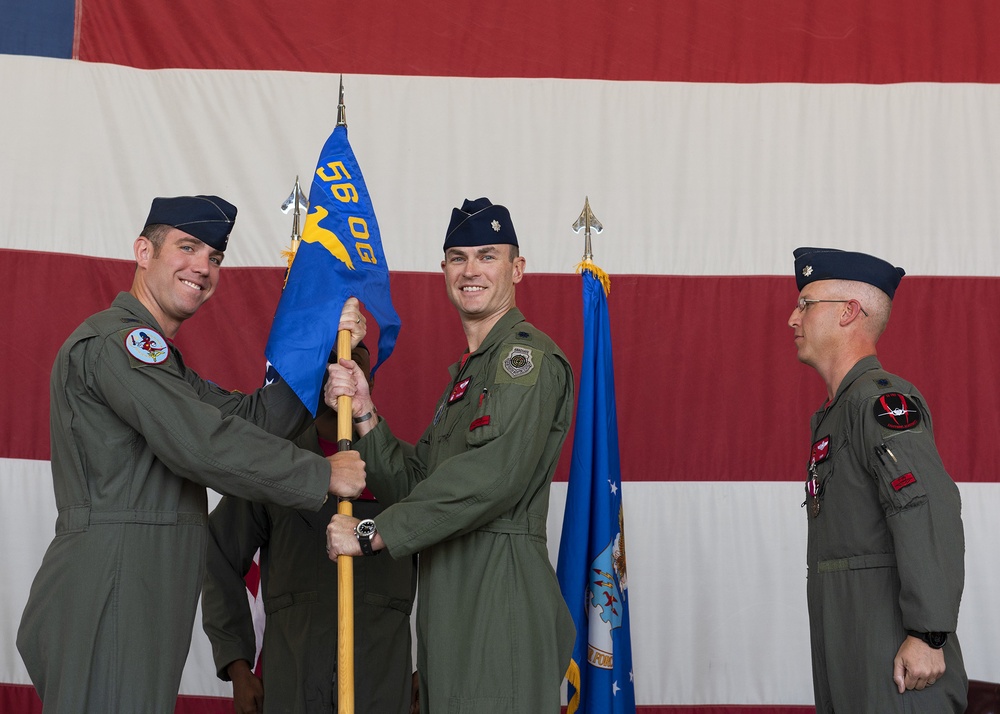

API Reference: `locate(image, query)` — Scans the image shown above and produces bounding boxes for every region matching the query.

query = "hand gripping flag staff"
[557,198,636,713]
[265,77,401,713]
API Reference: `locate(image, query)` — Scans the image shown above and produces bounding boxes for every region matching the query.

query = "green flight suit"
[805,356,967,712]
[356,308,576,714]
[202,437,417,713]
[17,292,331,714]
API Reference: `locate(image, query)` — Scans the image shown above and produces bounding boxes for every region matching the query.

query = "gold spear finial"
[572,197,610,294]
[572,196,604,261]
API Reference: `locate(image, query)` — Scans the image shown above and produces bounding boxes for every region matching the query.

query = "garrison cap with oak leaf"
[794,247,905,299]
[444,197,518,251]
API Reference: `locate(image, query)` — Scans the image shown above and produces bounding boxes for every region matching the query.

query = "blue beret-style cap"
[443,197,518,251]
[793,247,906,299]
[144,195,237,252]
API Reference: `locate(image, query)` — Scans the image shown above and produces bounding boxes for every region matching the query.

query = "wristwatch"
[354,518,380,556]
[908,630,948,649]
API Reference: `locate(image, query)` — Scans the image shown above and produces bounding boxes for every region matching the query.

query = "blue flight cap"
[443,197,518,251]
[144,195,237,252]
[793,247,906,299]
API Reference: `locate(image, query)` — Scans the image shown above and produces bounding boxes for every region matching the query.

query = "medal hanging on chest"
[805,435,830,519]
[807,464,822,518]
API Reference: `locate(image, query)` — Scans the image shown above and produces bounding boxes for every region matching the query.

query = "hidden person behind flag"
[16,195,368,713]
[265,122,401,416]
[201,343,418,714]
[323,197,576,712]
[557,260,637,713]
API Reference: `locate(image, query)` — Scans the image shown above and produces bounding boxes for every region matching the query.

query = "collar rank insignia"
[124,327,169,365]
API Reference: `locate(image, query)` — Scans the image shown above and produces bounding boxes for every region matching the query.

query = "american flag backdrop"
[2,2,999,712]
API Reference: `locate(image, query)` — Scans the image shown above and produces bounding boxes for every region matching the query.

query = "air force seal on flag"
[586,504,628,670]
[123,327,169,365]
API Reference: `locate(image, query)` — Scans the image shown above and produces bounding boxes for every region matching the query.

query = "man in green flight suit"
[788,247,967,712]
[17,195,368,714]
[324,197,576,713]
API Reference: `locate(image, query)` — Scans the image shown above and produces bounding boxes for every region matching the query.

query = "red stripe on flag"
[4,249,999,484]
[76,0,1000,83]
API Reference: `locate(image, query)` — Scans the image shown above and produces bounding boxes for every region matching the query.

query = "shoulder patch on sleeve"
[120,327,170,366]
[495,344,543,386]
[873,392,921,431]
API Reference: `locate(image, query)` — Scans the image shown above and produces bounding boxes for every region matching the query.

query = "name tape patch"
[470,415,491,431]
[892,472,917,491]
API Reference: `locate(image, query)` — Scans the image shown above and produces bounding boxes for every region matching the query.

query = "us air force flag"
[265,123,400,415]
[557,264,636,713]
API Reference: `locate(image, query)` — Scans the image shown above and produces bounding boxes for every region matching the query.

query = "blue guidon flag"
[265,123,400,415]
[557,263,636,713]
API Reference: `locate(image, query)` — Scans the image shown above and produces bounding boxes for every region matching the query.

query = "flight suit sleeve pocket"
[869,441,928,515]
[466,387,501,447]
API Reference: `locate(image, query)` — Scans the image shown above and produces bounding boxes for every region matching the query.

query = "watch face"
[356,519,377,538]
[927,632,948,649]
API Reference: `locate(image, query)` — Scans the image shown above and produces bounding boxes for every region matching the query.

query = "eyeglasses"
[796,297,869,317]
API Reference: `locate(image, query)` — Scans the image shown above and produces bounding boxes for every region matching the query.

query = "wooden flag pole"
[336,326,355,713]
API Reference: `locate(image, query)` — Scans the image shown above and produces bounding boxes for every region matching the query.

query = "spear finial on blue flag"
[572,197,610,295]
[558,199,636,714]
[573,195,604,261]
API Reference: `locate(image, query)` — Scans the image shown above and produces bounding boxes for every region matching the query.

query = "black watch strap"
[907,630,948,649]
[358,534,376,556]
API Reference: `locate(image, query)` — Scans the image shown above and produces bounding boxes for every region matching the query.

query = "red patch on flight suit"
[448,377,472,404]
[892,473,916,491]
[811,436,831,465]
[470,416,491,431]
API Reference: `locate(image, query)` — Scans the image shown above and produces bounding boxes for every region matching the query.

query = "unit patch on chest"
[122,327,170,366]
[448,377,473,404]
[811,435,832,465]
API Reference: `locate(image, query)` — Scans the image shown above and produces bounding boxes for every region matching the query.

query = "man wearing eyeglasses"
[788,247,966,713]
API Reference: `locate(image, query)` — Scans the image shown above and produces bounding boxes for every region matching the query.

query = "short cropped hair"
[140,224,172,256]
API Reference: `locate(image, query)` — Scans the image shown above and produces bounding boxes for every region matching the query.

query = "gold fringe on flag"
[575,258,611,297]
[564,658,582,714]
[280,239,300,289]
